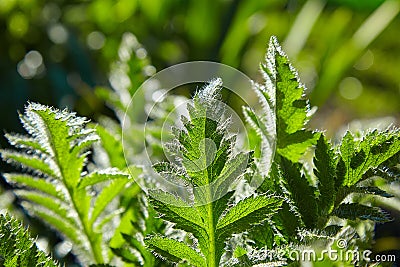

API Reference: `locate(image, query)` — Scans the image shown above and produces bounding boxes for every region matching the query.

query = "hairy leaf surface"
[0,213,59,267]
[146,80,281,267]
[1,103,130,264]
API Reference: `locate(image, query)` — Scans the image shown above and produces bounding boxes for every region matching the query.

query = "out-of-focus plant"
[93,32,184,165]
[89,32,183,266]
[1,0,399,128]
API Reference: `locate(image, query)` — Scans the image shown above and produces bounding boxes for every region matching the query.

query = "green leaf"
[146,80,256,267]
[14,190,77,226]
[148,191,209,254]
[145,235,206,267]
[213,151,252,199]
[313,135,336,216]
[148,191,205,230]
[245,36,319,169]
[153,162,190,184]
[273,199,301,243]
[110,246,141,265]
[94,123,126,169]
[267,36,314,138]
[247,219,278,249]
[4,133,48,154]
[89,178,130,225]
[1,102,130,264]
[78,168,130,188]
[239,37,400,262]
[120,232,150,262]
[111,196,165,267]
[216,194,282,238]
[71,134,99,156]
[3,174,65,201]
[0,213,59,267]
[353,186,394,198]
[339,130,400,187]
[1,150,57,177]
[333,203,391,223]
[280,157,318,229]
[22,203,83,246]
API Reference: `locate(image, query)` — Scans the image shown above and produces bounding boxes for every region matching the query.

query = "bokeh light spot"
[42,3,61,23]
[48,24,68,44]
[17,61,35,79]
[0,0,16,14]
[8,12,29,38]
[354,50,374,70]
[17,50,45,79]
[339,77,363,100]
[152,89,167,103]
[136,47,148,59]
[25,51,43,69]
[87,31,105,50]
[143,65,156,76]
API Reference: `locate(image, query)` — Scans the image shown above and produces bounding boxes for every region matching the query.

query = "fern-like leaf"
[243,37,400,259]
[0,213,59,267]
[243,36,319,177]
[145,80,282,267]
[145,235,206,266]
[1,103,130,264]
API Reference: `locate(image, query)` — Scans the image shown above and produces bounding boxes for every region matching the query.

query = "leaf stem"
[206,198,216,267]
[69,187,104,263]
[46,122,104,263]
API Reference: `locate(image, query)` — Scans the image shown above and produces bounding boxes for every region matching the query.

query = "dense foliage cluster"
[1,37,399,266]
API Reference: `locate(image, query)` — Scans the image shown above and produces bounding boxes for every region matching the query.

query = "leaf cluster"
[244,37,400,256]
[144,79,283,267]
[0,213,59,267]
[0,35,399,267]
[1,103,130,264]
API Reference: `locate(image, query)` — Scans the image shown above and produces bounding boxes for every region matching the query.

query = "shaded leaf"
[145,235,206,267]
[333,203,391,223]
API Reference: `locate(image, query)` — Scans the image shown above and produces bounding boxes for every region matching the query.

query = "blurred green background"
[0,0,399,137]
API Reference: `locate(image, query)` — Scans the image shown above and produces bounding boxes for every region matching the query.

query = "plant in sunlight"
[143,79,283,267]
[0,213,59,267]
[236,36,400,265]
[0,103,130,265]
[0,36,399,267]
